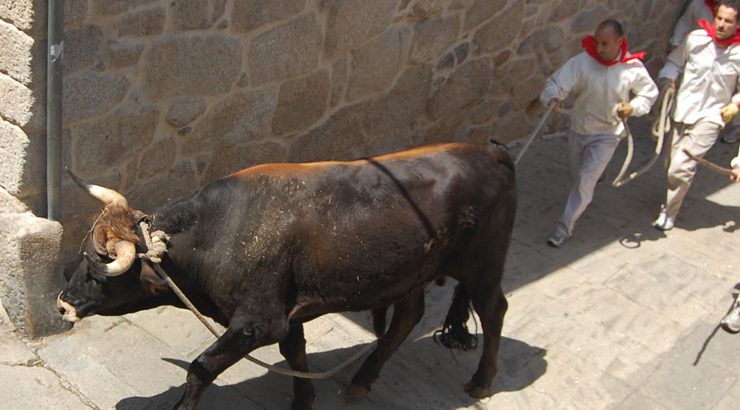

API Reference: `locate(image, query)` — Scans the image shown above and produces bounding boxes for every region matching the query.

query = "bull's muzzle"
[56,291,80,322]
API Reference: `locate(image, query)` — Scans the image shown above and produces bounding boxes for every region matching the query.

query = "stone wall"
[55,0,682,266]
[1,0,71,338]
[2,1,684,268]
[56,0,685,267]
[0,0,47,214]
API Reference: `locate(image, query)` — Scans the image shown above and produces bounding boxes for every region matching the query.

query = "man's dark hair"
[720,0,740,15]
[597,19,624,37]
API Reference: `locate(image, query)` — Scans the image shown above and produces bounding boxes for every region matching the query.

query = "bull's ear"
[140,262,167,295]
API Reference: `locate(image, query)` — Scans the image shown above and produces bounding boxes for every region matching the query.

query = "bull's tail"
[433,283,478,351]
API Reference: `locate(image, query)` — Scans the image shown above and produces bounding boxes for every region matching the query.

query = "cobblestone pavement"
[2,117,740,409]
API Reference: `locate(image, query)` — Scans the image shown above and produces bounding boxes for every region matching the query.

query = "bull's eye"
[84,258,110,283]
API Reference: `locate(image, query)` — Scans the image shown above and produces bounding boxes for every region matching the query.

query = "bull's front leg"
[279,323,315,410]
[174,315,287,410]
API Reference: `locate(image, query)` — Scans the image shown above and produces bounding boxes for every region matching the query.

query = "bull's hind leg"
[346,286,425,397]
[464,285,507,398]
[279,324,316,410]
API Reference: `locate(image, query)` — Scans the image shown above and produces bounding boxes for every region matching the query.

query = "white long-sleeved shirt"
[669,0,715,48]
[659,29,740,126]
[540,52,658,136]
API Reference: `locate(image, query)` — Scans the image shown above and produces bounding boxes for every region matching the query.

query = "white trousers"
[662,120,722,219]
[556,131,621,237]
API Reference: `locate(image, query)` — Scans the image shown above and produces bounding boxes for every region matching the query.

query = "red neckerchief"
[581,36,647,67]
[705,0,717,16]
[698,19,740,47]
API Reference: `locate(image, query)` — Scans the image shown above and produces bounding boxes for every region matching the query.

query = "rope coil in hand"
[612,85,675,188]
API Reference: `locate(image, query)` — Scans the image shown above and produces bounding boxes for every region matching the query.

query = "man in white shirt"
[670,0,718,51]
[671,2,740,145]
[541,19,658,247]
[654,0,740,231]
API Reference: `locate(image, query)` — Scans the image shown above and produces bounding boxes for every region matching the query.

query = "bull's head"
[57,174,167,322]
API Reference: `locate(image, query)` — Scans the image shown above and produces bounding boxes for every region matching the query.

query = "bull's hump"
[231,142,475,178]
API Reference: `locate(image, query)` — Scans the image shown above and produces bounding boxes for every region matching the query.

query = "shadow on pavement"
[115,335,546,410]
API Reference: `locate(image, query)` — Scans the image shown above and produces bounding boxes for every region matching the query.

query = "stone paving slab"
[0,365,88,410]
[0,326,38,366]
[3,117,740,409]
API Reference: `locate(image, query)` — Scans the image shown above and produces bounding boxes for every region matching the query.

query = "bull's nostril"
[59,294,75,305]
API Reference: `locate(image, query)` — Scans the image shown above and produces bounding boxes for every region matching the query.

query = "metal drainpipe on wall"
[46,0,63,220]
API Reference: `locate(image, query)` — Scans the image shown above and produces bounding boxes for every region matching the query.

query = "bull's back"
[191,142,515,315]
[234,142,512,176]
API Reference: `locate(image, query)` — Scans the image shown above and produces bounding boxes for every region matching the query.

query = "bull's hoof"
[433,328,478,351]
[291,400,313,410]
[345,384,370,398]
[464,381,493,399]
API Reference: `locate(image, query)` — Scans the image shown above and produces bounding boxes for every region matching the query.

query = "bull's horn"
[89,240,136,277]
[68,171,128,207]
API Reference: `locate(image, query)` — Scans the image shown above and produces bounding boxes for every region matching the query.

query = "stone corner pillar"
[0,212,71,339]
